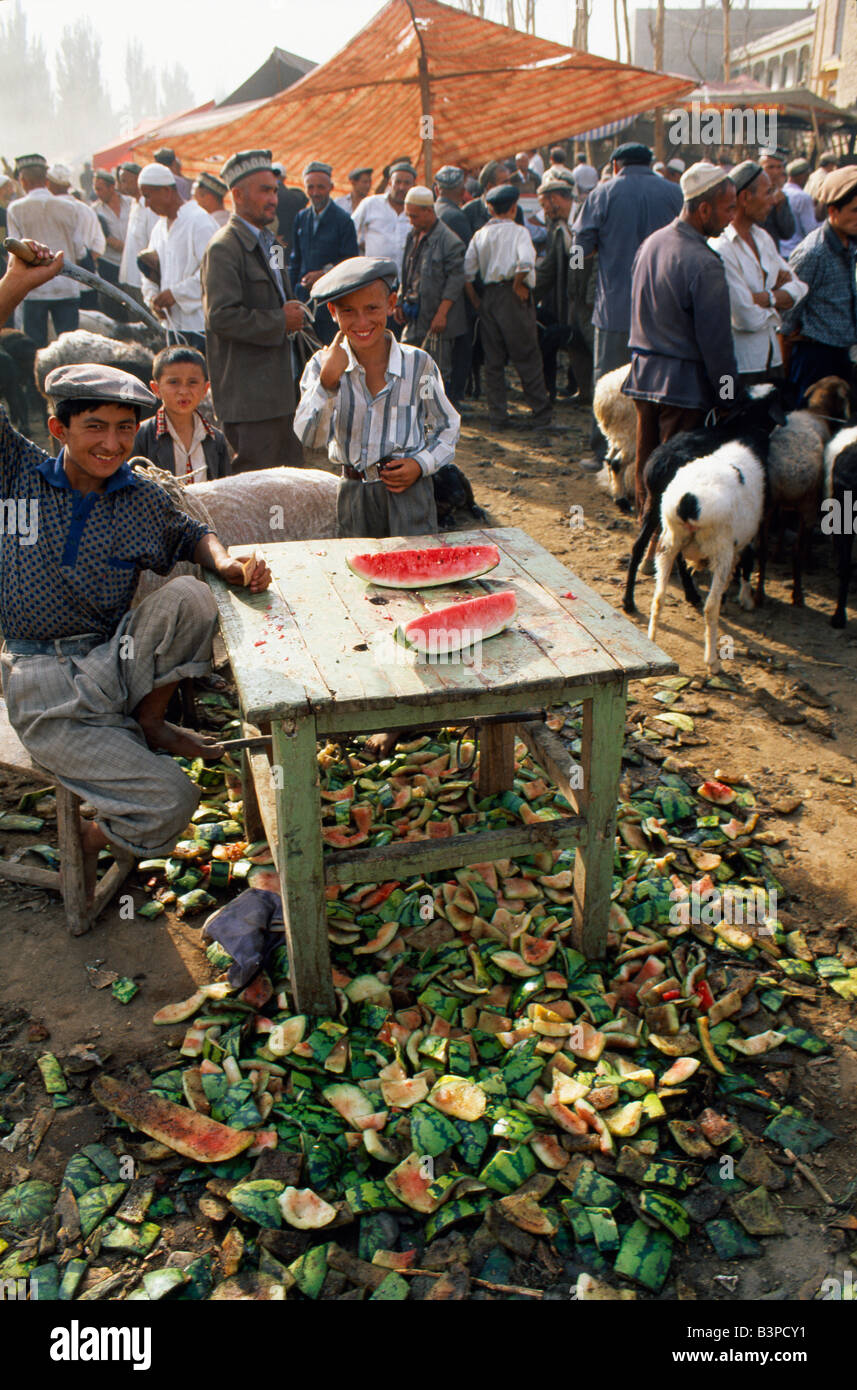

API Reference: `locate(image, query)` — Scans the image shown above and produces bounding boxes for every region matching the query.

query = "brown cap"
[821,164,857,205]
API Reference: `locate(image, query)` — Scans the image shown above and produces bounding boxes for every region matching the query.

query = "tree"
[124,39,158,127]
[0,2,55,161]
[160,62,195,116]
[54,19,115,161]
[721,0,732,80]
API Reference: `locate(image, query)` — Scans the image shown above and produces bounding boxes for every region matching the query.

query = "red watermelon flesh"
[347,543,500,588]
[396,590,517,655]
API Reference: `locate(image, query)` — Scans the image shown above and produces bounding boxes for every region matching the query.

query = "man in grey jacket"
[396,186,467,409]
[623,162,739,511]
[201,149,306,470]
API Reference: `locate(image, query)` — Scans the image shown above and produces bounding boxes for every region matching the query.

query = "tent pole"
[406,0,433,183]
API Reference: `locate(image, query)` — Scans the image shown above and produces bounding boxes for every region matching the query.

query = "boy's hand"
[380,457,422,493]
[219,552,272,592]
[319,329,349,391]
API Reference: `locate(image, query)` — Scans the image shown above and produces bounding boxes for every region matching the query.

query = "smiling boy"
[0,241,270,897]
[293,255,460,538]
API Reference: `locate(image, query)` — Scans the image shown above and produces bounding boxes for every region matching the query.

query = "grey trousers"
[224,415,304,472]
[479,282,551,423]
[0,577,218,856]
[337,474,438,538]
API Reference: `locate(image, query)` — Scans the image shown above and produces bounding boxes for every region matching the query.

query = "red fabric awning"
[128,0,695,189]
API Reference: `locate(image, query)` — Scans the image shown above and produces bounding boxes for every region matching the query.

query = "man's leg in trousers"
[224,417,305,472]
[479,286,510,424]
[51,300,79,336]
[634,399,662,515]
[22,301,49,350]
[657,406,704,446]
[505,292,551,419]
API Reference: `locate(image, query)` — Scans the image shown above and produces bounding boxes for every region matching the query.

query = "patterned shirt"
[0,408,210,642]
[293,334,459,476]
[783,221,857,350]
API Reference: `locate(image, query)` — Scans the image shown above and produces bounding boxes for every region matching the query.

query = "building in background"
[634,6,812,84]
[810,0,857,105]
[730,14,815,88]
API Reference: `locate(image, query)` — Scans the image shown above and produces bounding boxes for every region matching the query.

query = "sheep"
[756,375,851,608]
[623,387,786,616]
[823,424,857,628]
[35,331,154,396]
[593,364,635,504]
[78,309,164,353]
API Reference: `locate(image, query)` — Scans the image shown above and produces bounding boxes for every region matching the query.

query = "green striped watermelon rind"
[347,544,501,589]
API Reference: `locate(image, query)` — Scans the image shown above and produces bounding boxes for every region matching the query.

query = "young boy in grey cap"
[0,240,270,899]
[294,254,459,538]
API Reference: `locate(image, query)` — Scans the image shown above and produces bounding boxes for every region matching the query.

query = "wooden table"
[207,528,674,1016]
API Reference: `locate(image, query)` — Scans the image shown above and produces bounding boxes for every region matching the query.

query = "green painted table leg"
[271,716,336,1017]
[572,680,627,959]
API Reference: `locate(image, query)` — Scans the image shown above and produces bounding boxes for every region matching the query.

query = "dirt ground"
[1,383,856,1300]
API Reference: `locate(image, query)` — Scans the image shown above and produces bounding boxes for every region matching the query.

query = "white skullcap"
[47,163,72,185]
[139,162,176,188]
[653,161,666,173]
[404,185,435,207]
[680,161,730,200]
[667,157,686,174]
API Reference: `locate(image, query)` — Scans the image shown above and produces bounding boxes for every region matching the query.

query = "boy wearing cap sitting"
[0,243,270,899]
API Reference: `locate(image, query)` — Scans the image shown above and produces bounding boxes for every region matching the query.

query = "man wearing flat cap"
[335,167,373,217]
[709,161,807,385]
[464,162,526,237]
[154,147,192,200]
[395,186,467,408]
[352,161,417,276]
[433,167,471,246]
[201,149,306,471]
[289,162,359,344]
[0,240,272,905]
[781,164,857,405]
[572,141,682,460]
[806,150,838,208]
[623,163,739,511]
[759,149,795,252]
[779,158,817,257]
[194,172,230,227]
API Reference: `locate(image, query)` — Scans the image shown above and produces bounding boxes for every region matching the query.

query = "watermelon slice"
[347,543,500,589]
[91,1075,254,1162]
[395,590,517,655]
[278,1187,338,1229]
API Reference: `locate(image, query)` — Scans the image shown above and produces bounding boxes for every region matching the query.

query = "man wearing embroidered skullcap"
[622,162,739,512]
[571,141,682,464]
[352,160,417,275]
[288,161,359,344]
[194,172,230,227]
[201,150,306,470]
[335,167,373,217]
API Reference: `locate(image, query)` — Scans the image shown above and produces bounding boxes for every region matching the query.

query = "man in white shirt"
[93,169,134,319]
[6,153,87,345]
[780,158,819,256]
[464,182,551,428]
[352,160,416,275]
[709,159,807,384]
[118,162,159,297]
[335,166,373,216]
[45,162,106,311]
[138,162,218,350]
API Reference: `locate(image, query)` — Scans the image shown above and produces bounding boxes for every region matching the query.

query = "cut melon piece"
[697,780,736,805]
[724,1030,786,1056]
[659,1057,701,1086]
[347,543,501,589]
[428,1076,487,1121]
[323,1083,377,1125]
[544,1092,588,1135]
[603,1101,644,1137]
[491,951,540,978]
[385,1153,440,1212]
[551,1075,590,1105]
[354,922,399,954]
[152,990,206,1026]
[381,1075,430,1109]
[362,1129,400,1163]
[344,975,392,1007]
[278,1187,338,1229]
[91,1075,253,1163]
[267,1016,307,1056]
[529,1134,569,1170]
[395,590,517,655]
[520,935,557,966]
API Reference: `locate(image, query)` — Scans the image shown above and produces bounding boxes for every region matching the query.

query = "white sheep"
[35,331,154,395]
[648,442,766,673]
[593,364,635,501]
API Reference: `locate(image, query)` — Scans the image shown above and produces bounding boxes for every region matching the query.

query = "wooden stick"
[394,1266,544,1297]
[785,1148,836,1206]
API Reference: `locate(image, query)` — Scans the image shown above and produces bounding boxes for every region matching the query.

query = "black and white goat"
[639,388,786,672]
[824,425,857,628]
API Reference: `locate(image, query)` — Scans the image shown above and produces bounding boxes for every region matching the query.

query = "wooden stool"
[0,700,134,936]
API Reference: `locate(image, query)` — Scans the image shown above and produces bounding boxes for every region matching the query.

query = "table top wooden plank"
[210,528,674,724]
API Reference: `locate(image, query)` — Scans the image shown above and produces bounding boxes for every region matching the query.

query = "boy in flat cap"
[294,254,459,538]
[0,241,270,899]
[289,162,359,343]
[464,184,551,429]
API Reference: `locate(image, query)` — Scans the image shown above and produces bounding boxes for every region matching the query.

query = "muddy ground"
[1,384,856,1301]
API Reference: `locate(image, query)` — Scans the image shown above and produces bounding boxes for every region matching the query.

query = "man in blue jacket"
[289,160,359,343]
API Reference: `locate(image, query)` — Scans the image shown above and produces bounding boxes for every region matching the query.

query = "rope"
[130,460,217,534]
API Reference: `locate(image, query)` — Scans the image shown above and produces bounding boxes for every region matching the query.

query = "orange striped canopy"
[131,0,695,190]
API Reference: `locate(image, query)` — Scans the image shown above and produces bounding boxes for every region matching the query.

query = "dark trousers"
[479,281,550,423]
[634,399,705,513]
[449,331,471,407]
[223,416,304,472]
[22,298,79,349]
[788,339,855,409]
[97,260,129,322]
[537,311,571,400]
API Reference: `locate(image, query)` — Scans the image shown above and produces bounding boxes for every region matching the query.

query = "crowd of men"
[3,138,856,485]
